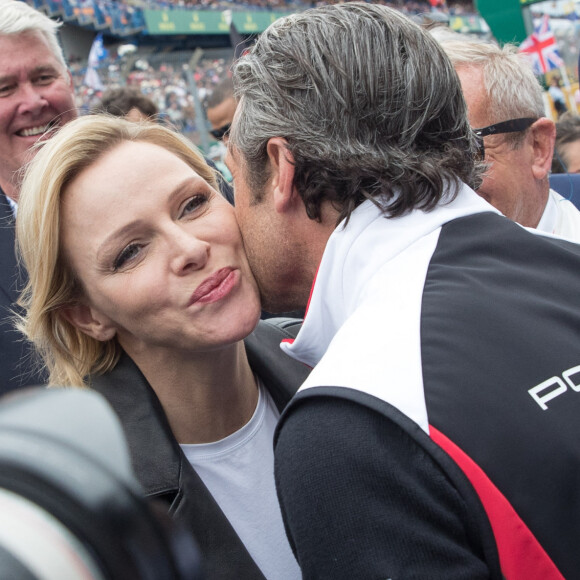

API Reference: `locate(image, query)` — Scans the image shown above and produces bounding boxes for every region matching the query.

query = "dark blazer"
[91,319,309,580]
[0,192,47,396]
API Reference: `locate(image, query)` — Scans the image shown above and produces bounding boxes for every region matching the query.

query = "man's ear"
[59,302,117,342]
[530,118,556,181]
[266,137,297,214]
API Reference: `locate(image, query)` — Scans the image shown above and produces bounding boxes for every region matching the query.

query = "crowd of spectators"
[144,0,476,14]
[140,0,472,14]
[70,51,232,147]
[53,0,475,153]
[32,0,480,147]
[31,0,476,25]
[35,0,145,32]
[62,0,477,148]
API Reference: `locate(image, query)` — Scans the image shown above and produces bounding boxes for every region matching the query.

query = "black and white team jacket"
[274,185,580,580]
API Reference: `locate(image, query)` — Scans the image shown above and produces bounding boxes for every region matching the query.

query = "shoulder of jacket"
[257,317,303,340]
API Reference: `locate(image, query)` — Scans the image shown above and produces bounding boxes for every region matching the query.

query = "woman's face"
[60,140,261,358]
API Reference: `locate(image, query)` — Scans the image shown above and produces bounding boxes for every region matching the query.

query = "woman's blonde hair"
[16,114,219,387]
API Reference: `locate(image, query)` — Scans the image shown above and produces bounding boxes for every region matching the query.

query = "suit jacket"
[91,319,309,580]
[0,192,47,396]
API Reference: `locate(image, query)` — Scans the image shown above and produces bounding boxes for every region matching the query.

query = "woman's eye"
[113,243,141,271]
[181,194,208,217]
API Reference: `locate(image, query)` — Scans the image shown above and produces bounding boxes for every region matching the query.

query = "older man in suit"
[0,0,77,394]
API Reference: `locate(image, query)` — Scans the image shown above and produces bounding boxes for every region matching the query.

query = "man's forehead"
[455,65,491,129]
[206,96,236,128]
[0,63,61,82]
[0,31,63,74]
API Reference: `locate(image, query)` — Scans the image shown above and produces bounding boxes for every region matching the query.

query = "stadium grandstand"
[20,0,488,156]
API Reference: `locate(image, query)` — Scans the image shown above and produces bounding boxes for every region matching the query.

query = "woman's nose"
[168,227,210,275]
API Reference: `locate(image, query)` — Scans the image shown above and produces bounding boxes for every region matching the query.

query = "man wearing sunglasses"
[433,29,580,241]
[206,77,235,144]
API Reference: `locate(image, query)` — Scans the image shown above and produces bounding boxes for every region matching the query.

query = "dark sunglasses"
[473,117,537,159]
[209,123,231,141]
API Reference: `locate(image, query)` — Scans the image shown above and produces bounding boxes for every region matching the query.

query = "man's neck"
[527,185,550,230]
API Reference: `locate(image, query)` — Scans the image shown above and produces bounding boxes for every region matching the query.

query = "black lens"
[0,388,203,580]
[210,123,231,141]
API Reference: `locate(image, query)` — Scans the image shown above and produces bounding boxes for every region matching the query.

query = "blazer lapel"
[0,192,21,305]
[91,353,266,580]
[245,320,310,412]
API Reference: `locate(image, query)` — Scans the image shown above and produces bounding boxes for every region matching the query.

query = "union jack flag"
[519,15,565,75]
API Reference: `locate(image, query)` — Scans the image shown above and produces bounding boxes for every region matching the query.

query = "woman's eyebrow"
[95,175,208,261]
[97,219,146,264]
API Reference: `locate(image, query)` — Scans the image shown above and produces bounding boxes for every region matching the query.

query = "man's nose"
[17,83,48,116]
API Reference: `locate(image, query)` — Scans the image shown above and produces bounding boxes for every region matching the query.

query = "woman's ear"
[59,302,117,342]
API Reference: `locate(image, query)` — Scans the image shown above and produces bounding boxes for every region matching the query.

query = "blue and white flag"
[84,33,108,90]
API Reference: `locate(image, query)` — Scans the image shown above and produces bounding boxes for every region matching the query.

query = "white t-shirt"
[181,380,300,580]
[3,193,17,216]
[537,189,580,242]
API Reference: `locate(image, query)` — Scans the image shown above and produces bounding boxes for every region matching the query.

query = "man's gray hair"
[431,28,545,131]
[230,2,481,223]
[0,0,67,70]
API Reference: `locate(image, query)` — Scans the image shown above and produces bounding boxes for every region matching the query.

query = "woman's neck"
[125,340,259,444]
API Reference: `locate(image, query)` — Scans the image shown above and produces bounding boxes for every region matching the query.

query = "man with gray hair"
[0,0,77,394]
[432,28,580,239]
[226,3,580,577]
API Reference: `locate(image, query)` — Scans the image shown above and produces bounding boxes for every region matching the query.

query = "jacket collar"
[90,319,309,496]
[89,320,306,579]
[282,184,496,368]
[90,351,180,496]
[0,191,21,304]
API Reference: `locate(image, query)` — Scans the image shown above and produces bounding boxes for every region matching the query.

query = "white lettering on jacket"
[529,364,580,410]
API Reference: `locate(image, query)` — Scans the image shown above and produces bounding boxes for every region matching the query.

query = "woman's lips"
[189,268,238,305]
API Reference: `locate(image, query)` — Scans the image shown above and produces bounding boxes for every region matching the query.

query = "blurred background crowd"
[25,0,580,173]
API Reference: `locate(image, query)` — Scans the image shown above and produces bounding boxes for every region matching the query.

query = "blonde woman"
[16,115,307,580]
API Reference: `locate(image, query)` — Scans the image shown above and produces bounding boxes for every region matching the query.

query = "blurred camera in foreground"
[0,387,203,580]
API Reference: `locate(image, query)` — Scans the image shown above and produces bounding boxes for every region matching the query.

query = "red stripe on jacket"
[430,426,564,580]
